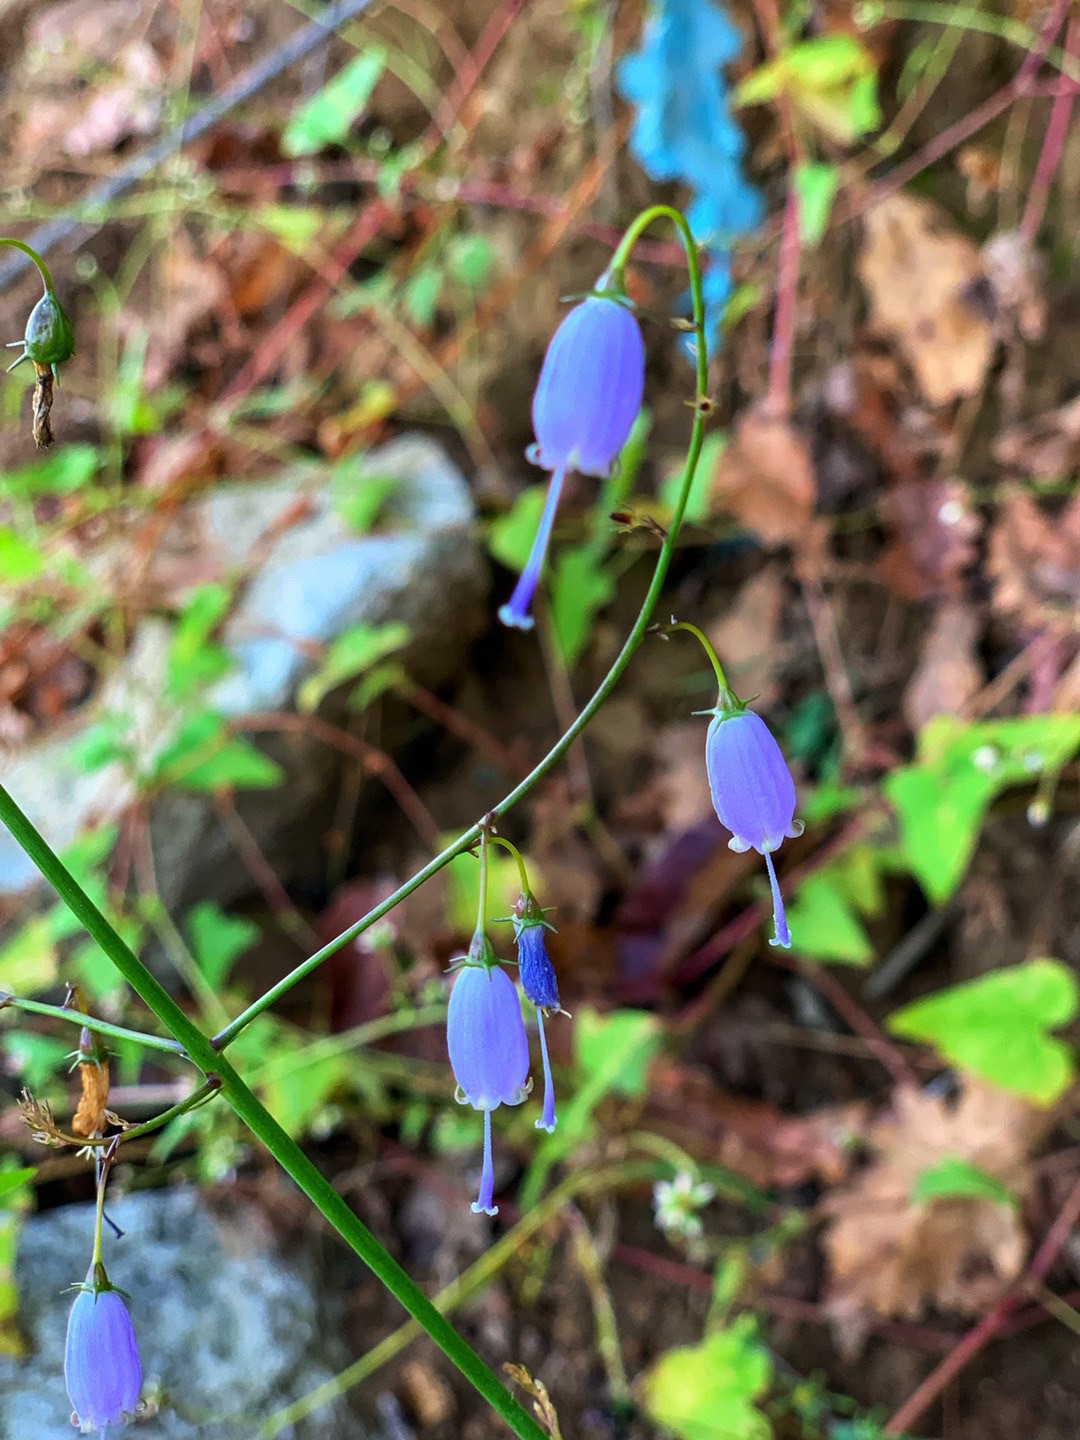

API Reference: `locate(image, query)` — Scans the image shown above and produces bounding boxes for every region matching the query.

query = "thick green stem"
[0,783,548,1440]
[212,205,710,1053]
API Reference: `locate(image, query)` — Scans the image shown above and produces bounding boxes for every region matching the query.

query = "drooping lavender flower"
[512,902,561,1133]
[64,1266,142,1434]
[499,291,646,630]
[705,706,802,949]
[447,954,531,1215]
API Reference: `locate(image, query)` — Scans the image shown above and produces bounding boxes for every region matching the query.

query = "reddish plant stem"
[401,681,529,779]
[234,711,441,847]
[767,181,801,420]
[866,0,1070,211]
[750,0,803,419]
[213,792,321,945]
[885,1174,1080,1435]
[1020,17,1080,245]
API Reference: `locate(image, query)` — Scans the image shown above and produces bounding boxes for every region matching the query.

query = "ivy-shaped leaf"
[888,958,1078,1105]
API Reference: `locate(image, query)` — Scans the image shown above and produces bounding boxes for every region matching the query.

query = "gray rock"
[0,435,489,905]
[0,1186,362,1438]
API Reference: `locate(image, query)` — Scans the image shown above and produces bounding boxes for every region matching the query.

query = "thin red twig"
[1020,16,1080,245]
[885,1174,1080,1435]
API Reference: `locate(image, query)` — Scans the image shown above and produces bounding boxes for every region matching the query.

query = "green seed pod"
[22,289,75,371]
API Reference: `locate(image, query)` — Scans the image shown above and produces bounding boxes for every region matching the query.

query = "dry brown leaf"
[858,193,994,406]
[981,230,1046,343]
[994,393,1080,478]
[711,406,817,547]
[903,601,984,733]
[707,565,786,709]
[823,1079,1052,1327]
[988,488,1080,626]
[648,1055,867,1190]
[880,477,981,601]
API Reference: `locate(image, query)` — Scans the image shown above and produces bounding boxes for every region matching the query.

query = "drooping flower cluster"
[499,286,645,630]
[65,1264,143,1434]
[617,0,763,351]
[446,877,565,1216]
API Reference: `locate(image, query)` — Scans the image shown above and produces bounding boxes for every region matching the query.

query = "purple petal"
[499,466,567,630]
[705,710,797,854]
[65,1279,142,1432]
[531,296,645,478]
[447,963,530,1110]
[515,924,560,1010]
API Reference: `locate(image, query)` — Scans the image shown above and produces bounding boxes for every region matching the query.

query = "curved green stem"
[0,993,188,1057]
[668,619,731,695]
[490,834,532,897]
[212,204,710,1053]
[72,1076,223,1149]
[0,782,548,1440]
[0,239,58,295]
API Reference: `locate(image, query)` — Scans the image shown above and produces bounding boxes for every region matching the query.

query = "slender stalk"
[0,994,187,1057]
[212,203,710,1053]
[667,620,731,694]
[0,238,59,295]
[0,783,548,1440]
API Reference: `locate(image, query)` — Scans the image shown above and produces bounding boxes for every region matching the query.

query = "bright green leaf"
[153,711,283,792]
[2,444,99,496]
[282,49,387,156]
[447,233,495,291]
[888,958,1078,1105]
[0,529,45,582]
[785,873,874,966]
[911,1157,1016,1209]
[551,546,616,668]
[574,1008,660,1100]
[403,264,443,329]
[186,902,260,990]
[794,162,841,247]
[0,1169,35,1203]
[330,466,399,533]
[0,919,58,995]
[298,622,411,713]
[641,1317,773,1440]
[886,714,1080,904]
[167,584,233,699]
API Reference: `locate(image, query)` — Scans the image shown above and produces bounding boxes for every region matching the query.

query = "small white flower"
[653,1171,715,1240]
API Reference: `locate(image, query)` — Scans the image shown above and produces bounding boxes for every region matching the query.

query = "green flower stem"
[667,619,732,696]
[0,993,188,1057]
[0,238,60,297]
[213,204,710,1055]
[0,782,548,1440]
[73,1076,223,1149]
[259,1159,662,1438]
[490,834,532,897]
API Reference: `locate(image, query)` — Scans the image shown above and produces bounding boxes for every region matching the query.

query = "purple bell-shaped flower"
[499,289,646,630]
[447,953,531,1215]
[512,902,561,1134]
[64,1265,142,1434]
[706,706,802,948]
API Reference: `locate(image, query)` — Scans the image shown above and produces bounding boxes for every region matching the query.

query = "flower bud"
[12,289,76,375]
[705,706,802,948]
[447,958,530,1215]
[512,910,560,1133]
[64,1267,142,1433]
